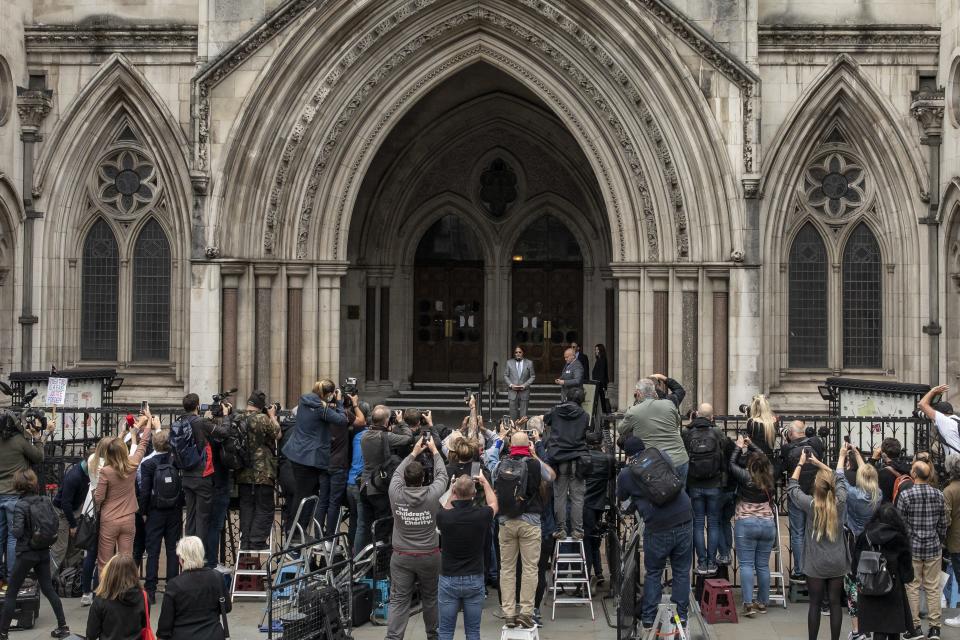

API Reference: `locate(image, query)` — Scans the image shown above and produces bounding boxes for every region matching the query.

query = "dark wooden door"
[413,266,484,382]
[511,264,583,380]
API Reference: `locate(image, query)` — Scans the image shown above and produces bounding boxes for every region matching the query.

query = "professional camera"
[342,377,358,396]
[805,425,816,438]
[817,425,830,439]
[737,403,750,414]
[201,387,237,418]
[22,408,47,432]
[265,401,281,415]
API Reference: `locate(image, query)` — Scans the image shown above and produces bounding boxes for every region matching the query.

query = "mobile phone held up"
[470,461,481,478]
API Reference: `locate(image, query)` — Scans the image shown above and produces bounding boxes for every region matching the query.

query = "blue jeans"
[735,517,777,605]
[80,547,97,593]
[717,491,736,559]
[688,486,721,568]
[437,574,484,640]
[322,469,347,535]
[0,495,18,577]
[675,462,689,488]
[205,482,231,568]
[641,521,693,624]
[787,500,807,574]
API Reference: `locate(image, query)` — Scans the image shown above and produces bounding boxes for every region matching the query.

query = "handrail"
[487,360,498,422]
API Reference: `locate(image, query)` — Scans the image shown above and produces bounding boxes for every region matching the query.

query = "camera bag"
[170,415,204,471]
[25,495,59,550]
[370,432,402,494]
[628,447,682,506]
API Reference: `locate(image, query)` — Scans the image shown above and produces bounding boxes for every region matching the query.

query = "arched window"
[788,223,828,368]
[132,219,171,360]
[843,223,882,368]
[80,220,119,360]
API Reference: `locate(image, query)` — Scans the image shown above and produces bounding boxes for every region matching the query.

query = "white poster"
[45,377,68,406]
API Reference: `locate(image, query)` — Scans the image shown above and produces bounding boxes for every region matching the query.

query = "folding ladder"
[550,538,595,620]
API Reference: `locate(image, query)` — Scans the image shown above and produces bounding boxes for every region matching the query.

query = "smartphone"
[464,388,473,404]
[803,446,813,457]
[470,461,481,478]
[843,435,851,444]
[140,401,149,413]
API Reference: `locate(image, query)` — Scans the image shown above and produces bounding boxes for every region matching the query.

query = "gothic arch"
[941,178,960,385]
[211,0,743,265]
[760,54,924,387]
[396,194,499,269]
[0,174,19,372]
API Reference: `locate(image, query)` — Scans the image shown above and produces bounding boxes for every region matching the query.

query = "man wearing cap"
[235,391,281,550]
[920,384,960,461]
[616,436,694,631]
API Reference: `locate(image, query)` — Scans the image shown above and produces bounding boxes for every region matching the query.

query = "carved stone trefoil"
[910,88,945,143]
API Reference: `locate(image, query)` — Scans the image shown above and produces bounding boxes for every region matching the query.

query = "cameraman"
[778,420,824,581]
[235,391,281,550]
[318,394,363,536]
[0,410,49,576]
[357,406,414,553]
[282,379,349,533]
[404,408,445,484]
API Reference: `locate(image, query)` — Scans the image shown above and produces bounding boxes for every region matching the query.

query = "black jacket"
[779,435,825,494]
[681,417,733,490]
[879,458,914,504]
[853,521,914,634]
[85,587,148,640]
[53,461,89,527]
[615,453,692,533]
[157,568,230,640]
[544,402,589,463]
[584,449,614,510]
[656,377,686,409]
[728,443,774,504]
[138,452,179,514]
[591,354,609,391]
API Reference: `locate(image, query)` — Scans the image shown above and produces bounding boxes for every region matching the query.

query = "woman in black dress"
[592,344,610,413]
[853,503,914,640]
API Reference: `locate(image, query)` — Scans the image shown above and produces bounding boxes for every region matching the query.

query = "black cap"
[247,390,267,411]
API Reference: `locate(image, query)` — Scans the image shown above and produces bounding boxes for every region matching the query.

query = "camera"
[265,401,281,415]
[209,387,237,418]
[342,377,358,396]
[817,425,830,439]
[737,403,750,414]
[22,408,47,432]
[805,425,816,438]
[420,431,431,445]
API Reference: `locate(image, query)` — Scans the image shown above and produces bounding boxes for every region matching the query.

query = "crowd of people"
[2,344,960,640]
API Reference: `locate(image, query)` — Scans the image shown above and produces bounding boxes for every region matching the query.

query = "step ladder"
[500,626,540,640]
[231,525,277,602]
[731,515,788,609]
[550,538,595,620]
[645,602,687,640]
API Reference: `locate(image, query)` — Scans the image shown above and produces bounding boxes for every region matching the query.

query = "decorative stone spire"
[15,87,53,139]
[910,88,945,143]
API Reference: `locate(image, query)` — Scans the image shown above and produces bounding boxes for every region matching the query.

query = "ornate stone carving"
[24,24,197,53]
[478,158,518,218]
[803,151,866,218]
[15,87,53,135]
[758,25,941,52]
[910,88,945,143]
[96,148,158,217]
[730,250,744,263]
[742,176,760,199]
[204,246,221,259]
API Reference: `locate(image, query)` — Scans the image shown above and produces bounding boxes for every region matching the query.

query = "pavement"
[11,584,960,640]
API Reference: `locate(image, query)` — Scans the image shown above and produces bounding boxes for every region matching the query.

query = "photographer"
[357,405,414,552]
[650,373,685,409]
[544,387,589,540]
[0,409,49,577]
[235,391,281,550]
[868,437,913,504]
[404,408,445,485]
[778,420,824,581]
[138,429,181,604]
[282,379,349,533]
[617,377,689,485]
[321,395,363,536]
[386,434,447,640]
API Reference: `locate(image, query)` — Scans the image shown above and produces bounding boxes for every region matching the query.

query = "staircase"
[379,383,563,422]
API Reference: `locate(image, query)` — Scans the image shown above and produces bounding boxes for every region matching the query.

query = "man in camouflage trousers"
[236,390,281,550]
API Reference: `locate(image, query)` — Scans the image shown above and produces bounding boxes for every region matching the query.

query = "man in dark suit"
[571,341,590,378]
[504,345,536,419]
[555,347,584,401]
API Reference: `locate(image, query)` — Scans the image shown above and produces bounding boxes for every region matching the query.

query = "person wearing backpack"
[853,503,914,640]
[0,410,47,581]
[358,405,414,548]
[172,393,225,543]
[543,386,589,540]
[234,391,281,550]
[94,417,152,572]
[681,403,732,575]
[487,430,555,629]
[0,469,70,640]
[617,377,689,485]
[868,437,914,504]
[895,460,946,640]
[615,436,693,630]
[137,430,182,604]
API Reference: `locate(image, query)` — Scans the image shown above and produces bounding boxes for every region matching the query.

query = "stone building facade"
[0,0,957,412]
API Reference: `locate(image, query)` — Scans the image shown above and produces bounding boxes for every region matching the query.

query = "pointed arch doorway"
[511,214,583,378]
[413,214,485,382]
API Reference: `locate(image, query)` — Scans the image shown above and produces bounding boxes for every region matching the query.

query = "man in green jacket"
[0,411,47,578]
[617,377,689,485]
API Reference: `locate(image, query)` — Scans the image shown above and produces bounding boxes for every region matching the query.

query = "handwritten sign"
[45,377,68,406]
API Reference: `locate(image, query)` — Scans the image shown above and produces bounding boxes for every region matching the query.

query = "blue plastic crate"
[360,578,390,620]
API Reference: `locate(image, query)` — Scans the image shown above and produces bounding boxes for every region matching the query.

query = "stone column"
[286,268,307,407]
[728,267,761,406]
[649,269,670,375]
[254,266,277,394]
[220,266,244,395]
[316,263,348,382]
[677,269,699,415]
[612,265,642,408]
[707,271,729,414]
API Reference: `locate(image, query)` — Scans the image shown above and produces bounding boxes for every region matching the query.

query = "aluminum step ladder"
[500,626,540,640]
[231,525,277,602]
[644,602,687,640]
[550,538,595,620]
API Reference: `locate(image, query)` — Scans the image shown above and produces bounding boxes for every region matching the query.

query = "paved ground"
[11,586,960,639]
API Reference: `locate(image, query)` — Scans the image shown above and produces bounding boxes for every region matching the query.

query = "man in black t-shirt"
[437,475,498,640]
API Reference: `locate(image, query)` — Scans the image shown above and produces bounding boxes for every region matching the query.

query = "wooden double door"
[511,264,584,380]
[413,265,484,383]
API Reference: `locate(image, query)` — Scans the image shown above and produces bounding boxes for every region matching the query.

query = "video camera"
[200,387,237,418]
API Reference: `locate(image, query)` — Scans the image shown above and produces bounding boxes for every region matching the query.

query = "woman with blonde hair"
[94,417,152,570]
[157,536,230,640]
[79,436,114,604]
[788,451,849,640]
[745,394,778,456]
[85,554,149,640]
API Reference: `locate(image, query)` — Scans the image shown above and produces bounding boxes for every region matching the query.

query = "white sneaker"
[945,615,960,628]
[80,593,93,607]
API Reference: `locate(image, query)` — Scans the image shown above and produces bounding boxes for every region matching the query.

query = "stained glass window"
[80,220,119,360]
[788,223,828,368]
[132,219,171,360]
[843,223,882,368]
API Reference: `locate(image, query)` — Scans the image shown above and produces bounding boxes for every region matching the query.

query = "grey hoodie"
[389,452,448,552]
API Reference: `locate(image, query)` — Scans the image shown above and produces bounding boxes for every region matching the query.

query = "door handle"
[544,320,552,341]
[444,319,454,338]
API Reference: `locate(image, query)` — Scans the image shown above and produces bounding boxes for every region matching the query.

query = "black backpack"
[628,448,683,506]
[55,566,83,598]
[494,457,532,518]
[151,459,182,509]
[170,415,204,471]
[26,495,59,550]
[856,533,893,596]
[370,432,402,493]
[687,428,723,480]
[220,414,252,471]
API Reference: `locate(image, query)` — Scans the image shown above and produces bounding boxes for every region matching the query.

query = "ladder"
[550,538,595,620]
[500,626,540,640]
[231,525,277,601]
[645,602,687,640]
